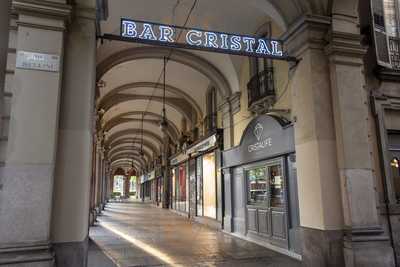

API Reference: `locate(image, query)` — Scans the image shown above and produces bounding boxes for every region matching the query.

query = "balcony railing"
[247,68,275,108]
[389,37,400,70]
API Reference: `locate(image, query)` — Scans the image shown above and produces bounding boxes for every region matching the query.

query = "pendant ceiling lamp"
[160,56,168,132]
[140,114,145,159]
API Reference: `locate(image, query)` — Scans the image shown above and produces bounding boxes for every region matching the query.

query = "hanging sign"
[105,18,294,61]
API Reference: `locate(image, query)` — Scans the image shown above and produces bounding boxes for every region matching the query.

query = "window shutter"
[371,0,392,68]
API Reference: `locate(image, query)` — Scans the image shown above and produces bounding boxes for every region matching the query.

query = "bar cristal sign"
[117,18,293,61]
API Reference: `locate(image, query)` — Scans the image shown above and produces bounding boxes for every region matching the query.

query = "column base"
[343,228,395,267]
[53,238,88,267]
[0,242,54,266]
[300,227,344,267]
[223,215,233,233]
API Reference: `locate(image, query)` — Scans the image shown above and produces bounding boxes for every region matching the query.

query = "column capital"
[12,0,72,31]
[325,31,366,67]
[282,15,331,58]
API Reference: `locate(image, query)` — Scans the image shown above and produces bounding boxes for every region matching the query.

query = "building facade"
[0,0,400,266]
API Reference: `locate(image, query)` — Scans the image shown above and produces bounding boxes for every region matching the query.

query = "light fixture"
[140,114,145,159]
[160,56,168,132]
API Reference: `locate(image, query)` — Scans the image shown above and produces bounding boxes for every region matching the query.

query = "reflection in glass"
[270,165,284,208]
[247,167,268,205]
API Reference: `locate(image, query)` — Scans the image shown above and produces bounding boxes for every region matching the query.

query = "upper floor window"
[371,0,400,69]
[205,87,217,134]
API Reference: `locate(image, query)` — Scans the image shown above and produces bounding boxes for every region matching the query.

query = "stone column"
[0,0,11,135]
[0,1,71,265]
[283,16,345,266]
[326,17,395,266]
[94,138,103,213]
[218,92,240,149]
[51,5,96,266]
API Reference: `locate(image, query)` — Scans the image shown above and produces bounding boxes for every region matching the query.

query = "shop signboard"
[223,115,295,168]
[102,19,296,62]
[186,133,218,156]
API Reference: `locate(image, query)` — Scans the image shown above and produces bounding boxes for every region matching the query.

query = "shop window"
[247,167,268,205]
[203,152,217,219]
[391,158,400,201]
[196,157,203,216]
[269,165,284,208]
[247,163,286,207]
[176,165,187,212]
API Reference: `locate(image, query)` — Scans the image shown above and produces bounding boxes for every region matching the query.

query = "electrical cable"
[121,0,198,171]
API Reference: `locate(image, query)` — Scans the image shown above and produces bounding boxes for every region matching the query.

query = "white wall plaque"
[16,51,60,72]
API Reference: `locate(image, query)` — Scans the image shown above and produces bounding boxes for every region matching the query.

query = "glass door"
[245,158,288,248]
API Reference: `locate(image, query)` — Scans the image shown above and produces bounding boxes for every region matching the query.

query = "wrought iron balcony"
[389,37,400,70]
[247,68,276,113]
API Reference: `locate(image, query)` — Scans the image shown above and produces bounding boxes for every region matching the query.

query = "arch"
[111,158,145,169]
[111,162,141,172]
[100,82,203,119]
[108,144,154,161]
[103,111,180,140]
[113,168,126,176]
[110,153,148,166]
[108,148,152,164]
[107,137,160,156]
[106,129,164,148]
[104,117,178,141]
[97,46,232,98]
[100,94,195,124]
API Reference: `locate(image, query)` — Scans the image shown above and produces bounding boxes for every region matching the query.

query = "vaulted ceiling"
[96,0,347,173]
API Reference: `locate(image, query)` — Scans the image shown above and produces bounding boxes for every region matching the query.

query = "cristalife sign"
[113,18,294,61]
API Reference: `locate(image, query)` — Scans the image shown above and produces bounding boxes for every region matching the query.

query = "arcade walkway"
[89,201,301,267]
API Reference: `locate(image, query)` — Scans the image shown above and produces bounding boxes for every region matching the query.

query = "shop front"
[169,131,223,228]
[222,114,301,258]
[140,171,155,202]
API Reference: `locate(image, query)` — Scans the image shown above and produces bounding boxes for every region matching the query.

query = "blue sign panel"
[113,18,294,61]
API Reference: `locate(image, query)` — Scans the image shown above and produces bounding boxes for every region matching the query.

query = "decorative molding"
[325,31,366,66]
[12,0,72,21]
[281,15,331,57]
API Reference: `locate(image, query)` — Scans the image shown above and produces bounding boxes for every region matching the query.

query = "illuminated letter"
[230,36,242,51]
[139,23,157,40]
[220,34,228,49]
[186,30,202,46]
[243,37,256,52]
[256,39,271,55]
[205,32,219,48]
[271,41,283,56]
[159,26,175,42]
[122,20,137,37]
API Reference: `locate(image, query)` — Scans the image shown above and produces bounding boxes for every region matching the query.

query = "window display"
[203,152,216,219]
[247,167,268,205]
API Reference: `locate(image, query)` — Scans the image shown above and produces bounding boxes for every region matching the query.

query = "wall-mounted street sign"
[16,51,60,72]
[101,18,295,61]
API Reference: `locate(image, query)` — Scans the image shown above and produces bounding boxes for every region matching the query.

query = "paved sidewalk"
[89,201,301,267]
